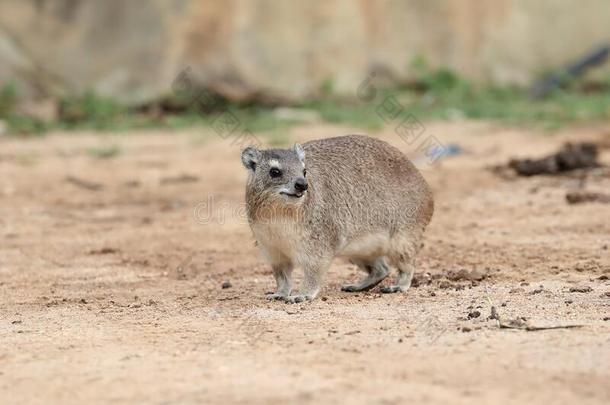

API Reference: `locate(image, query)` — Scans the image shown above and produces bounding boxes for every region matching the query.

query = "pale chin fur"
[278,187,305,200]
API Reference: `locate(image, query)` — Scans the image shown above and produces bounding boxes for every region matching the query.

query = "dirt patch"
[508,142,599,176]
[1,122,609,404]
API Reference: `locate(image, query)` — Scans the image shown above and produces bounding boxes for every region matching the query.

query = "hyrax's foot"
[341,283,377,292]
[341,258,389,292]
[379,262,414,294]
[282,294,314,304]
[341,284,364,292]
[341,278,384,292]
[380,285,404,294]
[265,292,288,300]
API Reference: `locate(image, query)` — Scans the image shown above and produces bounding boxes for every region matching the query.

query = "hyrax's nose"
[294,177,308,192]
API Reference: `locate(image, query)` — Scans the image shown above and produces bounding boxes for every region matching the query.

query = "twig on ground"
[499,318,584,331]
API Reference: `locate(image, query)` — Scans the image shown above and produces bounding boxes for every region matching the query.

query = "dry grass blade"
[499,318,584,331]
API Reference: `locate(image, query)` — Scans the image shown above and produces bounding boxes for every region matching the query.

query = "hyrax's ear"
[294,143,305,163]
[241,147,261,171]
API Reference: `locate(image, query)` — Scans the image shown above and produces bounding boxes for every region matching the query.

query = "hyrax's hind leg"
[341,257,389,292]
[381,233,421,294]
[380,260,414,293]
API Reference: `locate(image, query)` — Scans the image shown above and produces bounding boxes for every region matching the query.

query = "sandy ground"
[1,121,609,404]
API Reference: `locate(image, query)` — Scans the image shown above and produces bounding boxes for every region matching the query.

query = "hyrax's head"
[241,144,308,205]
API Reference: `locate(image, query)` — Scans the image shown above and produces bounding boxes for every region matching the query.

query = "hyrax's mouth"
[280,191,304,199]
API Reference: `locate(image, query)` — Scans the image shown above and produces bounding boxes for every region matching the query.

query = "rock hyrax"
[241,135,433,303]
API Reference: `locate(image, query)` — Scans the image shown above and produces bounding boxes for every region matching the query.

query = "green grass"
[223,106,297,133]
[301,99,384,130]
[0,82,17,117]
[2,66,610,138]
[86,145,121,159]
[59,92,127,130]
[385,74,610,130]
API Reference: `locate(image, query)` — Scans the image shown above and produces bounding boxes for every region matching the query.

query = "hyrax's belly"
[338,231,391,259]
[252,220,392,263]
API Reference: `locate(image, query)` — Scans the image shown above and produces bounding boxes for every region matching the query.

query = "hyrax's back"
[303,135,434,245]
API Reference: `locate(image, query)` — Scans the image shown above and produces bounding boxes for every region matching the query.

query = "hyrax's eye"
[269,168,282,178]
[303,169,307,176]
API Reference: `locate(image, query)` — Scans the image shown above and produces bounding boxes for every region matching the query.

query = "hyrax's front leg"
[266,262,293,300]
[283,256,331,304]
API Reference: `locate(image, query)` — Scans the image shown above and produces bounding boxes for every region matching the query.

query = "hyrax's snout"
[294,178,308,192]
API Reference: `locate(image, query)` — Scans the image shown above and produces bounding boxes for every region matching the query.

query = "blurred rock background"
[1,0,609,105]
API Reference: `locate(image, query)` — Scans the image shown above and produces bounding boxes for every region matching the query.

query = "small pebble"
[221,281,232,289]
[439,280,452,289]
